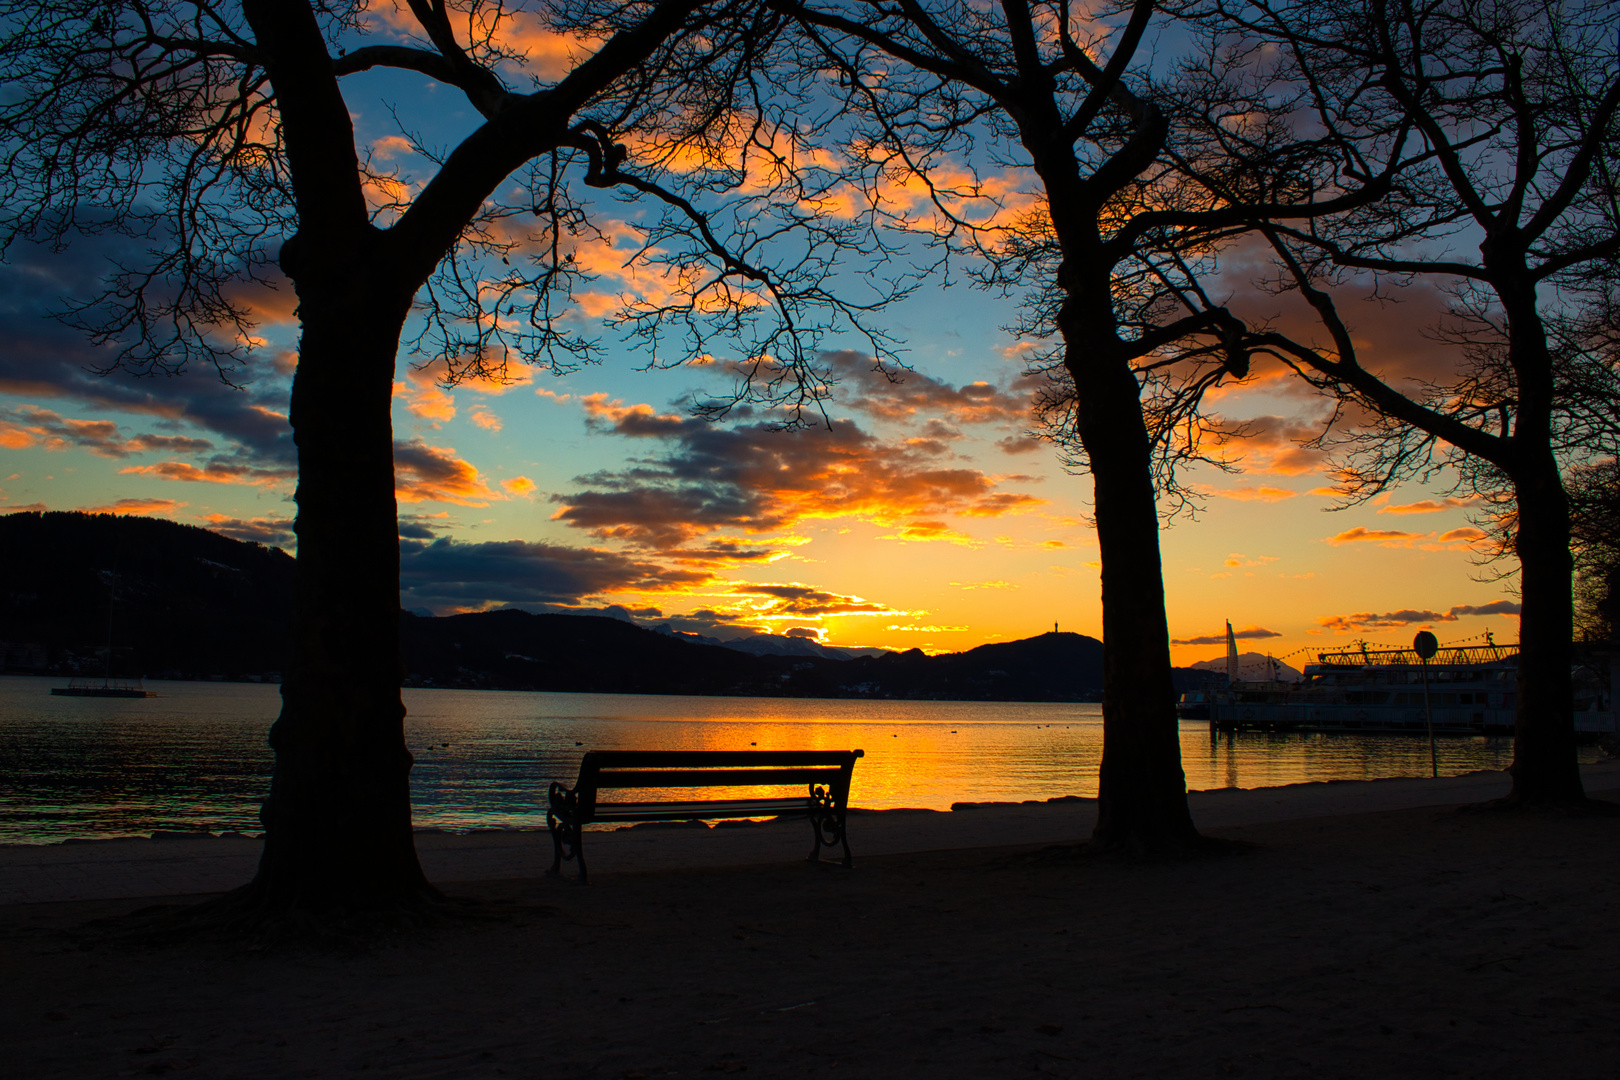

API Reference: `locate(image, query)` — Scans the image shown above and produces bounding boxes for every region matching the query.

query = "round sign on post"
[1413,631,1439,778]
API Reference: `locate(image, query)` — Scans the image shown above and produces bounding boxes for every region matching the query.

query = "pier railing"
[1313,643,1518,668]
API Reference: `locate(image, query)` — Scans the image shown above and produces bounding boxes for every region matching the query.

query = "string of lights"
[1218,628,1513,677]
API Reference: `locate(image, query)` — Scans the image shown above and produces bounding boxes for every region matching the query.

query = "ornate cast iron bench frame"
[547,749,864,883]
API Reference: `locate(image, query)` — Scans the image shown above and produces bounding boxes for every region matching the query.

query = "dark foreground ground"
[2,799,1617,1079]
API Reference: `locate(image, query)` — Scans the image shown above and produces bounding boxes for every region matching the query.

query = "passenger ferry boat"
[51,675,156,699]
[1207,637,1615,738]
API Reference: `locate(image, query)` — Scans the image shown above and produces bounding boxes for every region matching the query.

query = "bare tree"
[1570,460,1620,641]
[1563,300,1620,640]
[1192,0,1620,805]
[772,0,1388,851]
[0,0,884,923]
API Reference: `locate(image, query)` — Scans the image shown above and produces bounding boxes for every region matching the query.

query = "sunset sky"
[0,6,1527,670]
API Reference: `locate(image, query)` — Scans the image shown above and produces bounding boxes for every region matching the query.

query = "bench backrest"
[572,749,863,816]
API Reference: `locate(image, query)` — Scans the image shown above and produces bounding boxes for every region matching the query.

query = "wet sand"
[3,770,1618,1079]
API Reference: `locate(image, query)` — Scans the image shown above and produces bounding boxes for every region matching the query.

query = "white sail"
[1225,620,1239,684]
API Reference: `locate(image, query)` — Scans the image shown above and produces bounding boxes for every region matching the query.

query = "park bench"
[547,749,864,883]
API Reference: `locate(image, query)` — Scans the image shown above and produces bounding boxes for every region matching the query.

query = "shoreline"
[5,782,1619,1079]
[4,760,1615,907]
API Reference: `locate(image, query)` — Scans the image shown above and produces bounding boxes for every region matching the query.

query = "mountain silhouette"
[1,511,1214,699]
[1187,652,1305,682]
[0,510,294,677]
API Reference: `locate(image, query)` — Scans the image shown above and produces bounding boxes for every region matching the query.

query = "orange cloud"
[200,513,295,546]
[818,159,1040,233]
[728,582,900,618]
[0,406,215,459]
[1378,497,1480,514]
[645,578,912,638]
[361,172,416,221]
[996,435,1043,455]
[819,351,1040,427]
[469,213,715,320]
[77,497,185,516]
[393,439,500,506]
[551,402,1045,553]
[119,460,293,486]
[1209,485,1299,502]
[370,134,416,160]
[502,475,536,496]
[373,0,588,82]
[581,393,687,435]
[1422,526,1491,551]
[1172,625,1281,645]
[221,273,298,326]
[1239,416,1328,475]
[1317,600,1519,632]
[1326,527,1423,547]
[878,519,982,545]
[395,359,535,425]
[395,379,455,422]
[957,492,1047,517]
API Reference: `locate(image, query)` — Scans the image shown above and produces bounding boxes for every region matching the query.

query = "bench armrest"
[549,780,581,823]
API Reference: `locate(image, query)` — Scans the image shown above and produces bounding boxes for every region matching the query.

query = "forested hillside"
[1,511,1214,698]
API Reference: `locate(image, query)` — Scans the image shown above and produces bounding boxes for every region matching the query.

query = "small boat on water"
[51,676,156,699]
[1205,636,1615,738]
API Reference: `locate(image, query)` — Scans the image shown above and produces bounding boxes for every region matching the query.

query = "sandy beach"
[3,763,1618,1079]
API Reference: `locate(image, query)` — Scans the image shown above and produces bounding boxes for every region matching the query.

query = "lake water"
[1,675,1599,844]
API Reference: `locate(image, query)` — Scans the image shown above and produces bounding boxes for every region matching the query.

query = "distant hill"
[2,511,1213,701]
[0,510,294,678]
[401,616,1113,700]
[400,609,785,696]
[651,623,888,661]
[1187,652,1304,683]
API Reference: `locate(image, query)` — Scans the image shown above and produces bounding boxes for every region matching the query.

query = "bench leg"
[549,817,565,875]
[807,786,853,868]
[547,813,589,884]
[548,782,590,884]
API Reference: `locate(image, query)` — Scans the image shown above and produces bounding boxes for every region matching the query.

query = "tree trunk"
[1504,460,1585,804]
[1067,340,1201,852]
[243,252,435,913]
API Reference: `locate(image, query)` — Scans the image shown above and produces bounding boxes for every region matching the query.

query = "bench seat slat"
[585,767,845,788]
[590,798,810,820]
[583,750,862,768]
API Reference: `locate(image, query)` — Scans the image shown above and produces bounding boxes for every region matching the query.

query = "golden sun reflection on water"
[2,677,1596,842]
